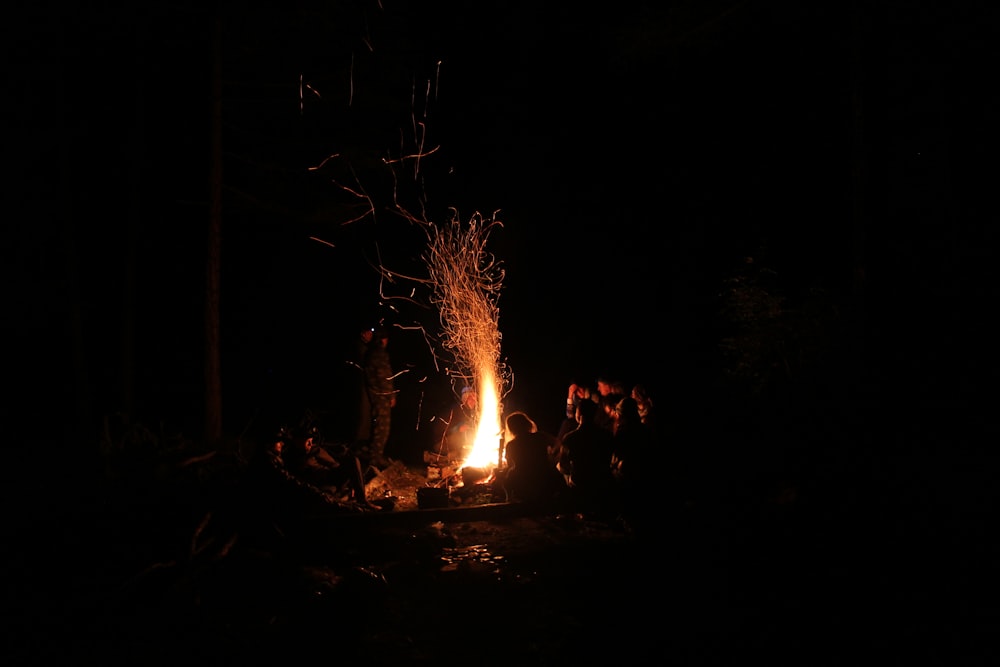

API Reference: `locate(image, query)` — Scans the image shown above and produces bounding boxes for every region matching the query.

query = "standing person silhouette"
[361,326,396,469]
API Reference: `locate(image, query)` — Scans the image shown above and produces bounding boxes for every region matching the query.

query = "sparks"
[309,236,336,249]
[422,209,511,470]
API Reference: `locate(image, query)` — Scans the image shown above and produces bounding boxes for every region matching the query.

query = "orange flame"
[461,368,503,470]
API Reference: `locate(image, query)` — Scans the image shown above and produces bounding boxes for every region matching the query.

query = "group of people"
[260,316,660,519]
[248,323,400,517]
[251,424,381,515]
[499,376,658,519]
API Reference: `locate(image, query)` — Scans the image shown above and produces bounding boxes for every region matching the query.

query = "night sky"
[7,1,998,463]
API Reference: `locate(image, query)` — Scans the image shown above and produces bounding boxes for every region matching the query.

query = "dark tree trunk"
[120,8,148,418]
[849,1,868,370]
[205,9,223,445]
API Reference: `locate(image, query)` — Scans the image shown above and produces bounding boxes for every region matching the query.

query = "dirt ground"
[10,460,695,664]
[10,455,985,665]
[363,458,446,511]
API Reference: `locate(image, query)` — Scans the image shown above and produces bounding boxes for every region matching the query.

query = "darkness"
[4,0,999,655]
[7,0,998,471]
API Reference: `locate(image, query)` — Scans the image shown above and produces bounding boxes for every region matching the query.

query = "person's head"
[505,411,536,439]
[570,376,592,400]
[371,326,390,345]
[631,384,650,405]
[460,386,478,409]
[575,397,597,424]
[596,377,616,396]
[615,396,641,426]
[599,391,623,415]
[271,426,293,453]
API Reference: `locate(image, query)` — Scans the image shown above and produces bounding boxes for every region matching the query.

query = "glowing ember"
[423,210,510,472]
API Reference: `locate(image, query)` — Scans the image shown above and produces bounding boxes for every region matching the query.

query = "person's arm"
[556,436,572,474]
[503,439,516,468]
[315,447,340,468]
[566,384,577,419]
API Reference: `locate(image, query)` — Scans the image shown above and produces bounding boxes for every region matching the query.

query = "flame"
[462,368,503,470]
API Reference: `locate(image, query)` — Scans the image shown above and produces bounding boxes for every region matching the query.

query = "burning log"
[460,466,490,486]
[450,478,505,506]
